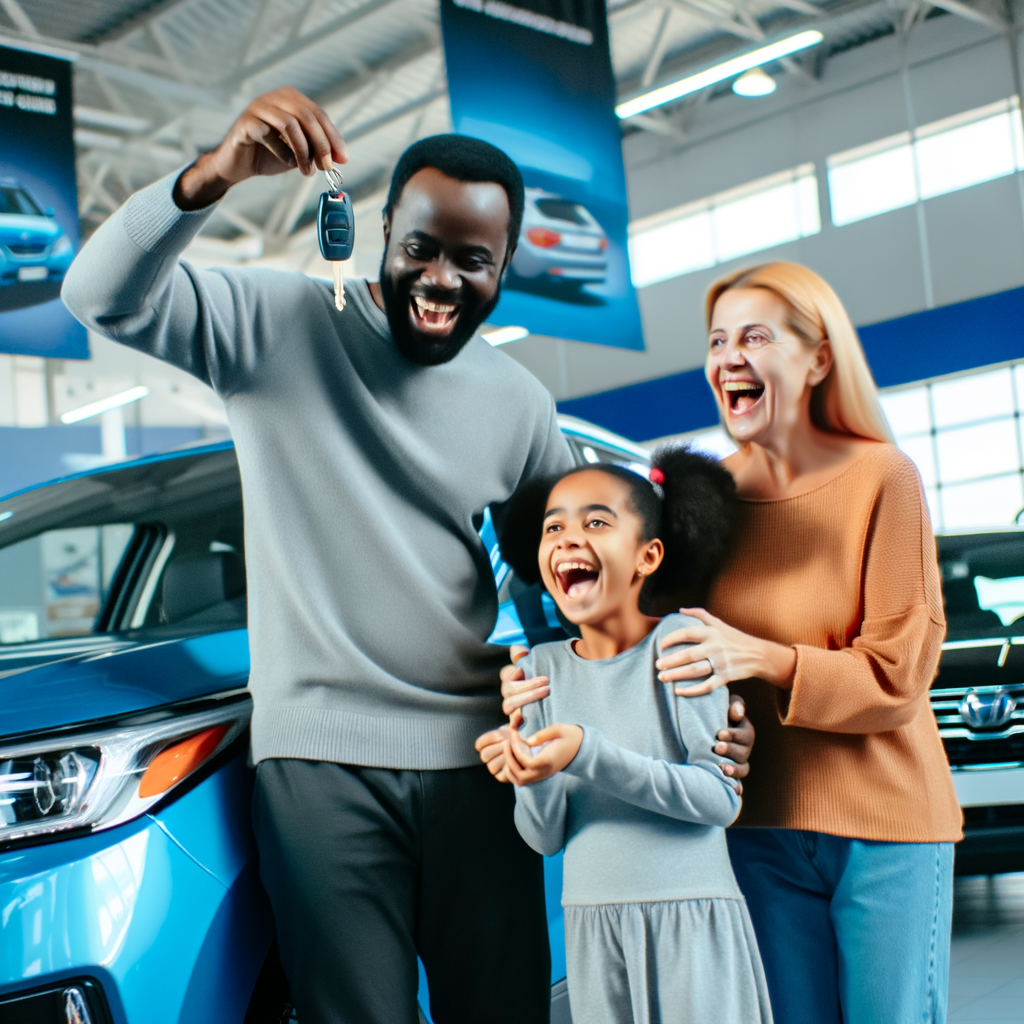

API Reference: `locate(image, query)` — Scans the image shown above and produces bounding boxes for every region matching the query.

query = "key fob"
[318,190,354,261]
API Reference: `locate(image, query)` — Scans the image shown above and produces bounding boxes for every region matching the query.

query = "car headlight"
[0,692,249,847]
[50,234,73,256]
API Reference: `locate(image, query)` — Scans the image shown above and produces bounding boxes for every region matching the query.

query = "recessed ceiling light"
[733,68,777,97]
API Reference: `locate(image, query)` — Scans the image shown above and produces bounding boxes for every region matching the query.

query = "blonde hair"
[705,262,893,444]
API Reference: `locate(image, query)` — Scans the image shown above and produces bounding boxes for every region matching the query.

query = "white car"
[509,188,608,291]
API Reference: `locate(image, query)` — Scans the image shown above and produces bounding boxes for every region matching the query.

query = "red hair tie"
[649,468,665,485]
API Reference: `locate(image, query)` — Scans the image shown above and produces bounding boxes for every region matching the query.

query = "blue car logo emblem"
[960,688,1017,728]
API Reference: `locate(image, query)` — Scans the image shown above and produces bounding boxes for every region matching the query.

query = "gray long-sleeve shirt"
[61,170,573,770]
[515,614,743,905]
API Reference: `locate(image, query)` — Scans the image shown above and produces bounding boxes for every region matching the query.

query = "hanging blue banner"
[441,0,644,350]
[0,43,88,360]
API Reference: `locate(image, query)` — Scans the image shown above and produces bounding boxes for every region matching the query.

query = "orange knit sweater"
[709,444,962,843]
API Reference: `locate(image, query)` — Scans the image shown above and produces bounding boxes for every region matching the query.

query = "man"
[63,87,751,1023]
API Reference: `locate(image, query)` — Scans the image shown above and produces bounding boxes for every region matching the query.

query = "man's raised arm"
[61,87,347,392]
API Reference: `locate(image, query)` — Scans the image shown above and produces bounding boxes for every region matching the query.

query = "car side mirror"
[43,206,54,217]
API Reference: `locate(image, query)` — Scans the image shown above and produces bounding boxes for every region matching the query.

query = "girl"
[498,447,772,1024]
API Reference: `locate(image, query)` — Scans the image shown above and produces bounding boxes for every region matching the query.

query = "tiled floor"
[948,873,1024,1022]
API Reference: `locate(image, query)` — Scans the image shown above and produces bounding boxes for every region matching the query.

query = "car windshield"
[938,531,1024,637]
[0,186,43,216]
[535,198,588,225]
[0,449,246,645]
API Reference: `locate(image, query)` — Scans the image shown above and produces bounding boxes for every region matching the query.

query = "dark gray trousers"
[253,759,551,1024]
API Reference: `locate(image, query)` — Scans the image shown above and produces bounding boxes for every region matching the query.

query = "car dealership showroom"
[2,0,1024,1020]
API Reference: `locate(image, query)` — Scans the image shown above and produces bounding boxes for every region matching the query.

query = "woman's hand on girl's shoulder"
[503,723,583,786]
[656,607,796,695]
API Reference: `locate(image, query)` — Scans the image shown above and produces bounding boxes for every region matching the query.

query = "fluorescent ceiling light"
[483,325,529,345]
[74,106,151,133]
[60,386,149,424]
[733,67,777,97]
[616,29,823,119]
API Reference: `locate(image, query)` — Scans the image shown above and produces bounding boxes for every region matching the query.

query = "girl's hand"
[656,608,797,696]
[475,723,517,783]
[475,646,549,781]
[503,723,584,786]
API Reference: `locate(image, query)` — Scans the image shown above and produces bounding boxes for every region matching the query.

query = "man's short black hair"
[384,134,525,253]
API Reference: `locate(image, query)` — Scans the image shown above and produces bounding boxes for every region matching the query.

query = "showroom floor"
[948,873,1024,1022]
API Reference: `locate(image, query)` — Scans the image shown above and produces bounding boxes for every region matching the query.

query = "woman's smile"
[722,377,766,415]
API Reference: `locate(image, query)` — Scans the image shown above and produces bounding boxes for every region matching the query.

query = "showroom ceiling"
[0,0,1007,256]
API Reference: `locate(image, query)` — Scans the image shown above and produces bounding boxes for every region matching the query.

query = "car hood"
[0,629,251,741]
[0,213,60,244]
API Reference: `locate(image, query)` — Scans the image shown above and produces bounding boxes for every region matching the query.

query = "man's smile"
[410,295,462,336]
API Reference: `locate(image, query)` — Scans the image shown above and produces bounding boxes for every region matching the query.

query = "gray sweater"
[62,170,573,770]
[515,615,743,905]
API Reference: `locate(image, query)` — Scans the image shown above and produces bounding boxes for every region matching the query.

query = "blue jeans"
[727,828,954,1024]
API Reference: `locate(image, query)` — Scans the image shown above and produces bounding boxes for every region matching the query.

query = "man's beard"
[379,258,501,367]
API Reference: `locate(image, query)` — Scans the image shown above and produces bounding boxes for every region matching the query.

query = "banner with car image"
[440,0,644,350]
[0,43,87,359]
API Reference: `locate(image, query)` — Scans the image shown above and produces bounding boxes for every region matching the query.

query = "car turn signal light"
[139,724,231,798]
[527,227,561,248]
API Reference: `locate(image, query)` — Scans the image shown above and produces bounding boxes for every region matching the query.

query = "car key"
[318,168,354,311]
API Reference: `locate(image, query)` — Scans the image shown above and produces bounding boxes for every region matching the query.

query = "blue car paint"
[0,629,250,738]
[0,752,272,1024]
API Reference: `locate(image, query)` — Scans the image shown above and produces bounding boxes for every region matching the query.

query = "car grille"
[5,242,48,256]
[930,682,1024,767]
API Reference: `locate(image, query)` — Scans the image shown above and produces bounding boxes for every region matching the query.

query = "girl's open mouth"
[411,296,461,336]
[555,560,599,599]
[722,379,765,414]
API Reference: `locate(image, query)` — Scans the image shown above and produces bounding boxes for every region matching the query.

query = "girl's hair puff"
[495,446,739,615]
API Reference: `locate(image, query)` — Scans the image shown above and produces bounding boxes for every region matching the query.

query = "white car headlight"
[51,234,73,256]
[0,692,250,846]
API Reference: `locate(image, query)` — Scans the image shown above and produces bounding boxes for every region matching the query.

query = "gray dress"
[515,614,773,1024]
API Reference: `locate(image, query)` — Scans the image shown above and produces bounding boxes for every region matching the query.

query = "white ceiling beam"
[74,106,152,133]
[146,21,192,84]
[665,0,763,40]
[238,0,280,69]
[74,127,185,163]
[77,54,228,108]
[87,0,200,44]
[226,0,405,87]
[642,6,674,86]
[0,0,37,36]
[927,0,1007,29]
[771,0,822,13]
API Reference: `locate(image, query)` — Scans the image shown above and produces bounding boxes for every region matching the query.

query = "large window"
[680,362,1024,533]
[827,97,1024,227]
[629,164,820,288]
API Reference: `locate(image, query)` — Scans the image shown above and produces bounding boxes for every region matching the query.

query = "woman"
[483,262,961,1024]
[652,262,960,1024]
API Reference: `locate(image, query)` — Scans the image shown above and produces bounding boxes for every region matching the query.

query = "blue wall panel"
[558,285,1024,441]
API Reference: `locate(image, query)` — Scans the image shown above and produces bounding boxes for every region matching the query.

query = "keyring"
[323,167,344,192]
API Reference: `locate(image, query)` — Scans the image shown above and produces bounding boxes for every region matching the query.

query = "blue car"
[0,178,75,312]
[0,417,650,1024]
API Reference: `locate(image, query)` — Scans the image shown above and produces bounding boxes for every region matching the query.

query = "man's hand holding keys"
[173,86,348,211]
